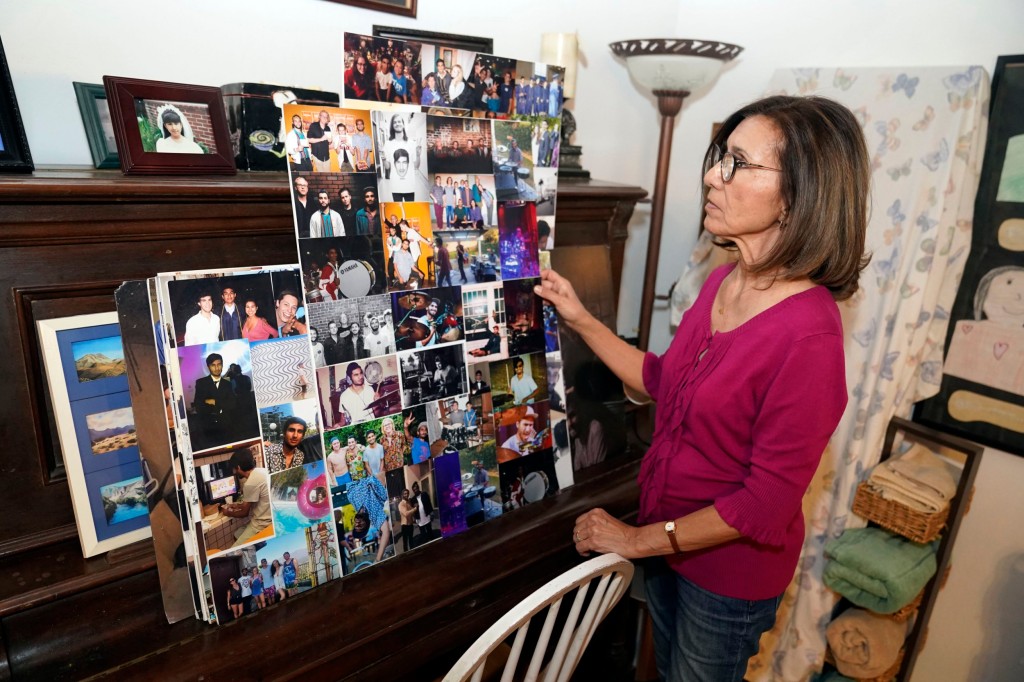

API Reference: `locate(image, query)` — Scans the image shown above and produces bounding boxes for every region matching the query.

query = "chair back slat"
[523,595,564,682]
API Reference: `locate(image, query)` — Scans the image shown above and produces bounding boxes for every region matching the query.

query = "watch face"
[665,521,675,533]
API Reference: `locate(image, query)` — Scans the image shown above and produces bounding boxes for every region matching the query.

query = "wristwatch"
[664,520,681,553]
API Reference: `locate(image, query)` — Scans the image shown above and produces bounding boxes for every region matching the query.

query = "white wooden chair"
[444,553,634,682]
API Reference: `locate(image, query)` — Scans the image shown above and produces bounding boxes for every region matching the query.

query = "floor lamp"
[609,39,742,351]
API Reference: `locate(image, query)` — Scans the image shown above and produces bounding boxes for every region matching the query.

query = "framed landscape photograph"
[0,36,34,173]
[38,312,151,557]
[103,75,236,175]
[73,81,119,169]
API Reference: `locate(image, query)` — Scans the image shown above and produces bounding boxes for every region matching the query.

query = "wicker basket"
[825,645,905,682]
[851,482,948,544]
[888,589,922,622]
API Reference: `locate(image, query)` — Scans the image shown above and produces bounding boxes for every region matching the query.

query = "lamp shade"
[609,38,743,93]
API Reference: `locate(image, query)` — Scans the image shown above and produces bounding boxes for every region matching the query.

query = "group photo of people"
[426,116,493,175]
[430,175,497,232]
[285,106,374,174]
[379,202,436,290]
[386,464,439,557]
[291,173,381,240]
[343,34,424,105]
[308,294,395,368]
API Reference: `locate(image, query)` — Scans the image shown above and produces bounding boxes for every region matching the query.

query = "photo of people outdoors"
[325,410,418,493]
[316,355,401,429]
[398,345,468,408]
[136,99,214,154]
[258,400,322,474]
[282,104,374,174]
[379,201,435,290]
[371,110,430,202]
[391,286,464,351]
[334,472,396,573]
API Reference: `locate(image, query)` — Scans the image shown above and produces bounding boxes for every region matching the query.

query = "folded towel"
[866,443,958,513]
[818,673,855,682]
[826,608,908,678]
[823,528,938,613]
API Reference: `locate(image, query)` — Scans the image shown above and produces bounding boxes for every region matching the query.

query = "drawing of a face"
[978,267,1024,326]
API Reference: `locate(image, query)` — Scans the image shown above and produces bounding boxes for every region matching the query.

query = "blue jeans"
[642,558,781,682]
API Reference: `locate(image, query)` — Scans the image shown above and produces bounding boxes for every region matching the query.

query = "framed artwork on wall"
[38,312,151,557]
[73,82,119,169]
[915,55,1024,456]
[0,36,34,173]
[103,75,236,175]
[328,0,417,18]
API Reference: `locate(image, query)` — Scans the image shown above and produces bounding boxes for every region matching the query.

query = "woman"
[242,299,278,341]
[271,559,287,600]
[536,95,869,682]
[429,174,445,227]
[156,109,204,154]
[448,65,473,110]
[385,223,402,285]
[443,176,457,226]
[250,566,265,610]
[227,577,244,619]
[309,326,326,368]
[391,59,409,103]
[456,243,468,283]
[467,200,483,230]
[380,417,408,470]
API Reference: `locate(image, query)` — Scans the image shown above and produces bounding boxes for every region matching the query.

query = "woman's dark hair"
[706,95,871,301]
[973,265,1024,323]
[160,110,183,138]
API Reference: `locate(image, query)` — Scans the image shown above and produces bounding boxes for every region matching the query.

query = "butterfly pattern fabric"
[742,66,990,682]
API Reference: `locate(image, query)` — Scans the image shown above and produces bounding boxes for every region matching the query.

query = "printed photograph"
[372,110,431,202]
[167,272,276,347]
[464,281,508,360]
[380,201,435,290]
[71,334,126,383]
[343,33,423,106]
[492,120,535,201]
[178,339,260,453]
[459,439,502,526]
[399,344,468,408]
[433,451,468,538]
[391,286,464,351]
[325,410,415,493]
[259,399,322,473]
[531,116,561,169]
[196,441,274,554]
[468,361,492,396]
[546,352,573,490]
[290,172,380,240]
[86,406,137,455]
[317,355,402,429]
[427,114,493,174]
[99,475,147,525]
[466,392,495,447]
[270,461,332,536]
[431,174,495,232]
[386,461,439,558]
[496,401,553,462]
[497,201,541,279]
[282,104,375,174]
[491,352,548,413]
[249,336,315,409]
[498,447,559,512]
[535,167,558,216]
[299,236,387,304]
[504,277,545,356]
[544,300,560,353]
[135,99,216,154]
[306,294,394,368]
[336,472,397,574]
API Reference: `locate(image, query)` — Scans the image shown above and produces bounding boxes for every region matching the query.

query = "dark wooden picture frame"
[328,0,417,18]
[102,75,236,176]
[915,55,1024,456]
[73,82,119,169]
[373,24,494,55]
[0,36,34,173]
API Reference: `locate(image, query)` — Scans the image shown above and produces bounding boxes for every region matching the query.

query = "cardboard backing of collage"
[132,33,573,624]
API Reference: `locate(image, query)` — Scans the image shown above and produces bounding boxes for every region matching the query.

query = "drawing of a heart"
[962,324,973,334]
[993,342,1008,360]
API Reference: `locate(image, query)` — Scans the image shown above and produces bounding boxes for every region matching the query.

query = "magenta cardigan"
[639,264,847,600]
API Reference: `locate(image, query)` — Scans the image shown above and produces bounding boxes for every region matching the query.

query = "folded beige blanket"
[866,443,957,513]
[827,608,908,678]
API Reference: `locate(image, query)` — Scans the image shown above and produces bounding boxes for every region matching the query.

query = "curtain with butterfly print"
[740,66,990,682]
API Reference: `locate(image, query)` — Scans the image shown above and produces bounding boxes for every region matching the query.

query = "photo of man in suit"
[191,352,236,449]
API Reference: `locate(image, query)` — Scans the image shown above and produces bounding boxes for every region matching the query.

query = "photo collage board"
[149,36,572,626]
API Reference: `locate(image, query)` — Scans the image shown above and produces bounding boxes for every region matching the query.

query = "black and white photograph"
[398,344,468,408]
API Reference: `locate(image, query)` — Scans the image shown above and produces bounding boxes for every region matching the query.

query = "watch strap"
[665,521,681,553]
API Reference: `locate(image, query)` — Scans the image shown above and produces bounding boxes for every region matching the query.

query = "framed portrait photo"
[37,312,151,558]
[73,82,119,169]
[103,75,236,175]
[0,36,34,173]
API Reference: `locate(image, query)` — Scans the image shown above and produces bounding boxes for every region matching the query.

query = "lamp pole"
[638,90,687,352]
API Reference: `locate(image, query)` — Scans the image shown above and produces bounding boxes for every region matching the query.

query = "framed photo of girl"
[102,76,236,175]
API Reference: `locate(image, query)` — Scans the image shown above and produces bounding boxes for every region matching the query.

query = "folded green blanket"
[823,527,938,613]
[818,672,855,682]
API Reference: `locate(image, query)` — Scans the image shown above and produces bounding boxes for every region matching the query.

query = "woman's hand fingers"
[572,508,638,557]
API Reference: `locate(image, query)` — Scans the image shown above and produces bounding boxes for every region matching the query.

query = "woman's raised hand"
[534,269,589,328]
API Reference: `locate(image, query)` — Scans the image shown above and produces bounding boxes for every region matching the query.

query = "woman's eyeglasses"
[704,145,781,183]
